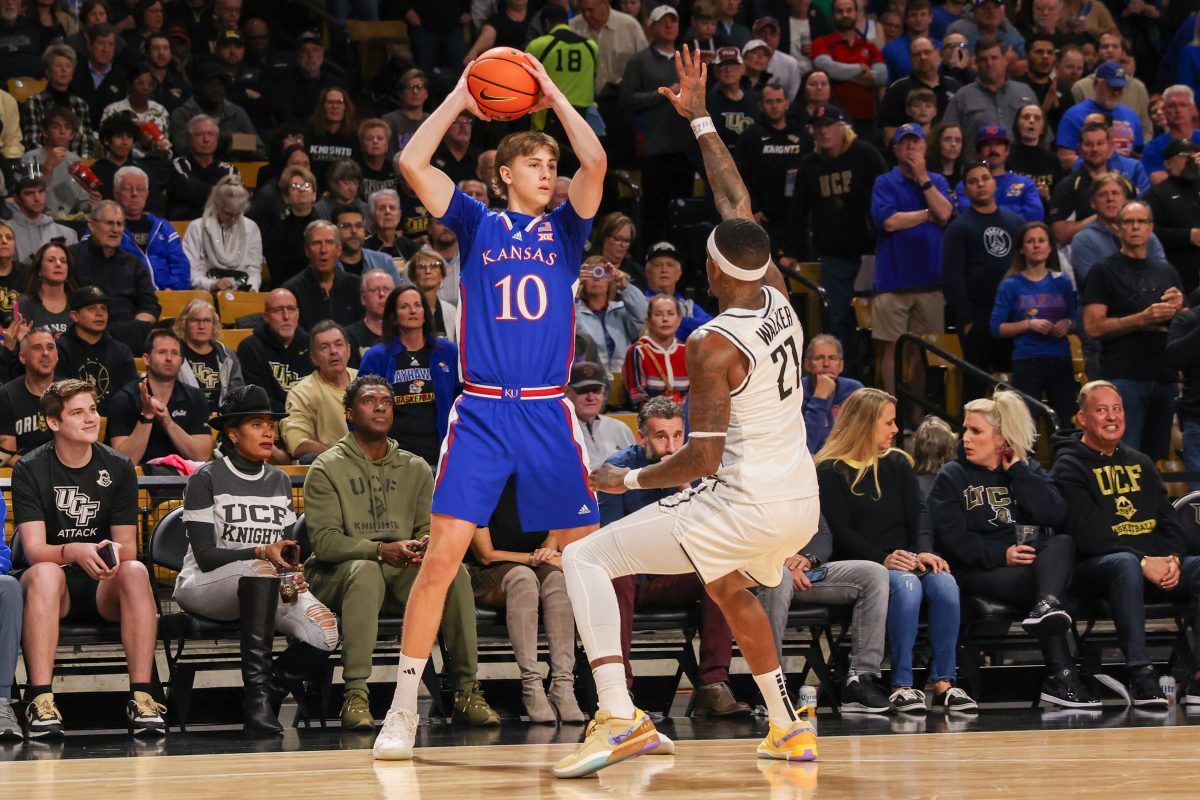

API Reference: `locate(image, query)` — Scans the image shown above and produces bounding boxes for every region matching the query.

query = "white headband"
[706,228,769,281]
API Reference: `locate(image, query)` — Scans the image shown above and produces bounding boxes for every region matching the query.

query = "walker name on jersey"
[755,305,797,346]
[219,502,292,545]
[481,245,559,268]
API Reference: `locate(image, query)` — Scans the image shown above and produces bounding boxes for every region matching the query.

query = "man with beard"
[1056,62,1143,168]
[54,287,137,416]
[1144,139,1200,296]
[0,327,58,462]
[734,83,808,254]
[1143,85,1200,184]
[954,125,1042,221]
[212,29,274,132]
[878,35,961,141]
[812,0,886,135]
[1022,34,1071,134]
[332,206,402,283]
[145,33,191,113]
[277,32,344,124]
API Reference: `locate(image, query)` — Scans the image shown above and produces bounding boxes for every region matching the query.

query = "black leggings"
[956,534,1076,670]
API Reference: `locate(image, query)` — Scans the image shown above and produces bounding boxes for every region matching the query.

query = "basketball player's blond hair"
[492,131,560,200]
[815,387,911,496]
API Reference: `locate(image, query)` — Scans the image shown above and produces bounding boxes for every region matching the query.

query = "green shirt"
[526,24,598,111]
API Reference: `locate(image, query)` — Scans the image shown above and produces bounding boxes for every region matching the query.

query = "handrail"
[776,262,829,334]
[893,331,1062,436]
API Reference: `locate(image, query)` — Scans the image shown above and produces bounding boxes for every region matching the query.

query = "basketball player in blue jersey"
[373,54,607,760]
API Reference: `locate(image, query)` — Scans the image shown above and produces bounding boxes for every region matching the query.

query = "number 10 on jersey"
[494,274,549,321]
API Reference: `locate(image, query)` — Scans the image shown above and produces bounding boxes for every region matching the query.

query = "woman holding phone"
[927,389,1097,708]
[173,385,339,733]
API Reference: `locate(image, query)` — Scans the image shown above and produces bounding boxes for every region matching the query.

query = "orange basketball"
[467,47,541,121]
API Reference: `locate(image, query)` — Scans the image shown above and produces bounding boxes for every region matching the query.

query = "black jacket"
[1143,174,1200,295]
[1167,306,1200,423]
[1049,432,1187,559]
[820,450,932,564]
[235,322,313,412]
[788,136,887,259]
[69,239,160,323]
[263,210,319,288]
[929,447,1065,572]
[282,267,364,332]
[54,326,137,416]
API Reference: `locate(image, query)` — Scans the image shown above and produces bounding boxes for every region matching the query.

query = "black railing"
[777,263,829,337]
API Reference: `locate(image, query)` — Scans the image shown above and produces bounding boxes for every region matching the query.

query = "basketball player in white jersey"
[551,46,821,780]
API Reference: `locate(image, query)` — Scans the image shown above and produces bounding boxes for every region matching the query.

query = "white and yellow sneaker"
[551,708,661,778]
[756,709,818,762]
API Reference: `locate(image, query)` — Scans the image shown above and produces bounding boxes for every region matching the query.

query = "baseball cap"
[648,5,678,23]
[891,122,925,144]
[713,46,743,65]
[976,124,1009,144]
[752,16,781,33]
[809,103,849,126]
[645,241,681,262]
[569,362,608,391]
[1095,61,1129,88]
[297,30,323,47]
[742,38,771,56]
[215,29,244,45]
[71,286,112,311]
[1164,138,1200,159]
[167,25,190,43]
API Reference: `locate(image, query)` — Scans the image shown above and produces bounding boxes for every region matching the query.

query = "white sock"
[754,668,798,728]
[390,653,427,715]
[593,662,636,718]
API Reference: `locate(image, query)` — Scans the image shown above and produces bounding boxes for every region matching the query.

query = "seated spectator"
[16,378,166,737]
[568,361,633,468]
[598,397,752,718]
[953,125,1043,221]
[1006,104,1062,209]
[22,106,97,220]
[358,286,460,468]
[356,119,401,199]
[757,513,893,713]
[1143,86,1200,184]
[0,221,25,326]
[927,122,965,190]
[263,166,320,288]
[1052,380,1200,708]
[910,414,956,497]
[183,174,262,291]
[469,477,586,723]
[246,144,310,240]
[53,286,137,416]
[90,113,155,209]
[70,202,159,352]
[332,205,401,284]
[1082,201,1185,461]
[0,327,58,463]
[314,160,369,223]
[363,189,418,261]
[280,321,356,462]
[18,241,76,337]
[110,165,189,289]
[166,114,238,220]
[432,113,481,186]
[817,388,974,712]
[407,249,457,343]
[1168,304,1200,490]
[345,269,394,363]
[145,31,190,112]
[304,375,499,729]
[0,465,16,732]
[100,61,172,161]
[575,255,649,374]
[641,241,712,341]
[1048,125,1144,247]
[173,298,244,414]
[254,124,306,196]
[167,62,261,159]
[623,295,688,409]
[802,334,865,454]
[1057,61,1143,166]
[306,88,358,186]
[427,218,461,304]
[69,23,127,131]
[6,172,78,264]
[930,390,1096,708]
[173,384,336,734]
[21,44,95,158]
[276,31,346,125]
[588,212,643,285]
[1144,138,1200,295]
[1067,173,1166,287]
[381,69,431,154]
[236,288,313,414]
[282,219,363,331]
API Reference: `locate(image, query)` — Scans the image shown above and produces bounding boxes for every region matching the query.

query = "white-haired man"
[111,166,190,289]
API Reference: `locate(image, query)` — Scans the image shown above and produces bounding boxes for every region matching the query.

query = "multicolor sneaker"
[452,681,500,727]
[756,708,818,762]
[126,691,167,736]
[26,693,63,738]
[551,708,661,778]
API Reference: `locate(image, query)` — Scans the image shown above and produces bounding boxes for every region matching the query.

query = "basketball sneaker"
[888,687,927,713]
[373,708,419,760]
[125,691,167,736]
[550,708,661,778]
[839,675,893,714]
[1040,667,1101,709]
[756,708,818,762]
[1021,596,1072,636]
[1182,675,1200,706]
[26,693,63,738]
[1129,665,1168,708]
[931,686,978,714]
[0,700,22,740]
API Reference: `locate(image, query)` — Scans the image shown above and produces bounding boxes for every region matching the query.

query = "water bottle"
[800,685,818,724]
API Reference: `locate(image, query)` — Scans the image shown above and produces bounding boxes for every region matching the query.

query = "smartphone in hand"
[98,542,118,569]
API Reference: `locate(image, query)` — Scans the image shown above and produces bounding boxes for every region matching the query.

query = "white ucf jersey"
[700,285,819,503]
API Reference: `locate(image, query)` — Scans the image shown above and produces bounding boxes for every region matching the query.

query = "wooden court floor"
[2,725,1199,799]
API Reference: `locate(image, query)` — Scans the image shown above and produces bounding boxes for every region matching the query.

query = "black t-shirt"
[1007,142,1063,200]
[13,442,138,545]
[433,144,483,186]
[125,216,152,252]
[1081,253,1184,382]
[0,377,51,455]
[17,296,70,337]
[106,379,212,463]
[0,261,30,326]
[473,477,547,559]
[182,343,223,413]
[357,159,402,200]
[486,10,532,49]
[388,346,439,466]
[707,88,760,148]
[345,319,382,366]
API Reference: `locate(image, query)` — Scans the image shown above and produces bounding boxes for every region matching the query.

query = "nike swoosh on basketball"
[479,89,516,102]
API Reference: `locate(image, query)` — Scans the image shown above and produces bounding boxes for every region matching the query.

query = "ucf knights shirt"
[13,442,138,546]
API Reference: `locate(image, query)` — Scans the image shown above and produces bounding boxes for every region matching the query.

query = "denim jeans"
[1181,417,1200,492]
[0,575,20,698]
[886,569,960,687]
[1109,379,1178,461]
[818,255,863,377]
[757,560,889,678]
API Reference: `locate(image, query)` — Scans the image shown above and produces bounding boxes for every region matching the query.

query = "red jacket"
[622,336,689,409]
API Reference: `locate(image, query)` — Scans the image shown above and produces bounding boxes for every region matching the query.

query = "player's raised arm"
[395,69,487,219]
[522,54,607,218]
[660,46,788,294]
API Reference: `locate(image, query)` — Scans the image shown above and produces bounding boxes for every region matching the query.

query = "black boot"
[239,576,283,734]
[270,642,333,722]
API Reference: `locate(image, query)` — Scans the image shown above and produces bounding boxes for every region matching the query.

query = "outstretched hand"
[659,45,709,121]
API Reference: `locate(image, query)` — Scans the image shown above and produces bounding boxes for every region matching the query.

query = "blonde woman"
[928,390,1096,708]
[173,297,246,413]
[817,388,971,713]
[183,175,263,291]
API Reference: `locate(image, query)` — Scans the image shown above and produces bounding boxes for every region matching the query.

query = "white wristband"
[623,468,643,490]
[690,116,716,139]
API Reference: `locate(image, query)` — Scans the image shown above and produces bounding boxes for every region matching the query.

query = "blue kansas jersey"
[439,188,592,388]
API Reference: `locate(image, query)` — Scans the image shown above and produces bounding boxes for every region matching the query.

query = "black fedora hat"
[209,385,287,430]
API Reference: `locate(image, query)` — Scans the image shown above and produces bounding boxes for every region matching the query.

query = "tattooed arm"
[659,45,788,295]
